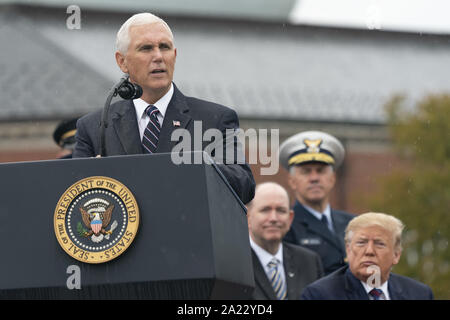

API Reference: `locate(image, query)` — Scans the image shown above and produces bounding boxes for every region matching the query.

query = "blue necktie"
[321,214,331,231]
[321,214,328,226]
[267,259,287,300]
[142,105,160,154]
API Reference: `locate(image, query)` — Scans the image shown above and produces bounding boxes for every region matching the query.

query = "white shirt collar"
[361,280,390,300]
[303,203,333,231]
[133,82,174,123]
[249,236,283,267]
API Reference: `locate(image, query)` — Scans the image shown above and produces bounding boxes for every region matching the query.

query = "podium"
[0,152,254,299]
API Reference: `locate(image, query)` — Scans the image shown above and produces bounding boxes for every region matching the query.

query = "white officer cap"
[279,131,345,170]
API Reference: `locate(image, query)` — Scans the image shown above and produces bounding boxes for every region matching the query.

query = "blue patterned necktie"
[142,105,160,154]
[267,258,287,300]
[369,288,384,300]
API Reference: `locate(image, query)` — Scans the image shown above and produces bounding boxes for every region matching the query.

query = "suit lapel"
[156,84,192,153]
[344,267,405,300]
[283,244,299,300]
[387,274,405,300]
[344,267,370,300]
[332,210,349,237]
[330,209,348,254]
[251,250,277,300]
[111,100,143,155]
[295,202,344,253]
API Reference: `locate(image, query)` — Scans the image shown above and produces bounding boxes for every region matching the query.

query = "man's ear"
[287,209,294,227]
[246,207,253,232]
[345,233,352,256]
[329,165,337,187]
[392,249,402,266]
[115,51,128,73]
[287,168,297,191]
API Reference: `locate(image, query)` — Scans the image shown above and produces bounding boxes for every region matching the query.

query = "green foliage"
[77,221,88,237]
[386,94,450,167]
[368,94,450,299]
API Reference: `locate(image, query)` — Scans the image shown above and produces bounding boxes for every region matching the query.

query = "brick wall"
[0,147,404,215]
[250,151,404,214]
[0,149,59,163]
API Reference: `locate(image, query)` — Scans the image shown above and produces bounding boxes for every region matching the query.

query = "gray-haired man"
[280,131,354,274]
[73,13,255,204]
[301,212,434,300]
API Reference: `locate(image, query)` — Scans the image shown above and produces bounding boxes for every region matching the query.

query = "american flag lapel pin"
[173,120,181,127]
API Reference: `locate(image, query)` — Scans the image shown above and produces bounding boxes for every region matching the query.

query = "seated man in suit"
[247,182,324,300]
[301,212,434,300]
[280,131,354,274]
[73,12,255,204]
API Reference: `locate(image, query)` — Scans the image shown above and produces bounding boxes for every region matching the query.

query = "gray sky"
[289,0,450,34]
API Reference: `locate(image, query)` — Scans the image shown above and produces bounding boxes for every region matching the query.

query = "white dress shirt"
[133,83,174,141]
[361,280,391,300]
[249,237,287,288]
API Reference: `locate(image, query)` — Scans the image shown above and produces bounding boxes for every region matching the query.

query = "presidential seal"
[54,176,139,264]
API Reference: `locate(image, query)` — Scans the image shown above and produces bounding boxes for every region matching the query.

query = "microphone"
[98,76,143,157]
[117,80,143,100]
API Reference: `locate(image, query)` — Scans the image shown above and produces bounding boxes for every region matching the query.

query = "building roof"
[0,8,111,121]
[1,5,450,124]
[5,0,450,35]
[0,0,296,22]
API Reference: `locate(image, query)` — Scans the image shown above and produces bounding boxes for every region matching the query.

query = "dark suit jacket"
[284,201,354,275]
[251,242,324,300]
[301,266,434,300]
[73,83,255,204]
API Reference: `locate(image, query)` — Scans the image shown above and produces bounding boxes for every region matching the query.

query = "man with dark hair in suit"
[247,182,323,300]
[73,12,255,204]
[301,212,434,300]
[280,131,354,275]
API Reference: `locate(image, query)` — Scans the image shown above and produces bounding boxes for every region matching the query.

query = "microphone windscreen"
[118,82,143,100]
[133,84,143,99]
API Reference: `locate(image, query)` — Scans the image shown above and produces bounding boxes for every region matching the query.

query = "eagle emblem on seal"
[78,198,118,243]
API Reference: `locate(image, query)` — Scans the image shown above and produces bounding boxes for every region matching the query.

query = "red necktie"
[369,288,384,300]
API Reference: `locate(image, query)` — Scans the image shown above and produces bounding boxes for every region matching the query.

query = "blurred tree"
[367,94,450,299]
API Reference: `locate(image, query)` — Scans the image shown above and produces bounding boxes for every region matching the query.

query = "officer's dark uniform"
[284,201,354,275]
[279,130,354,275]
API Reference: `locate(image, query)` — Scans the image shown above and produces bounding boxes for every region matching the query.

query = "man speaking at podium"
[73,13,255,204]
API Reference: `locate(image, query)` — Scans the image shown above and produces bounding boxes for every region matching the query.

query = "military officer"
[53,118,78,159]
[280,131,354,275]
